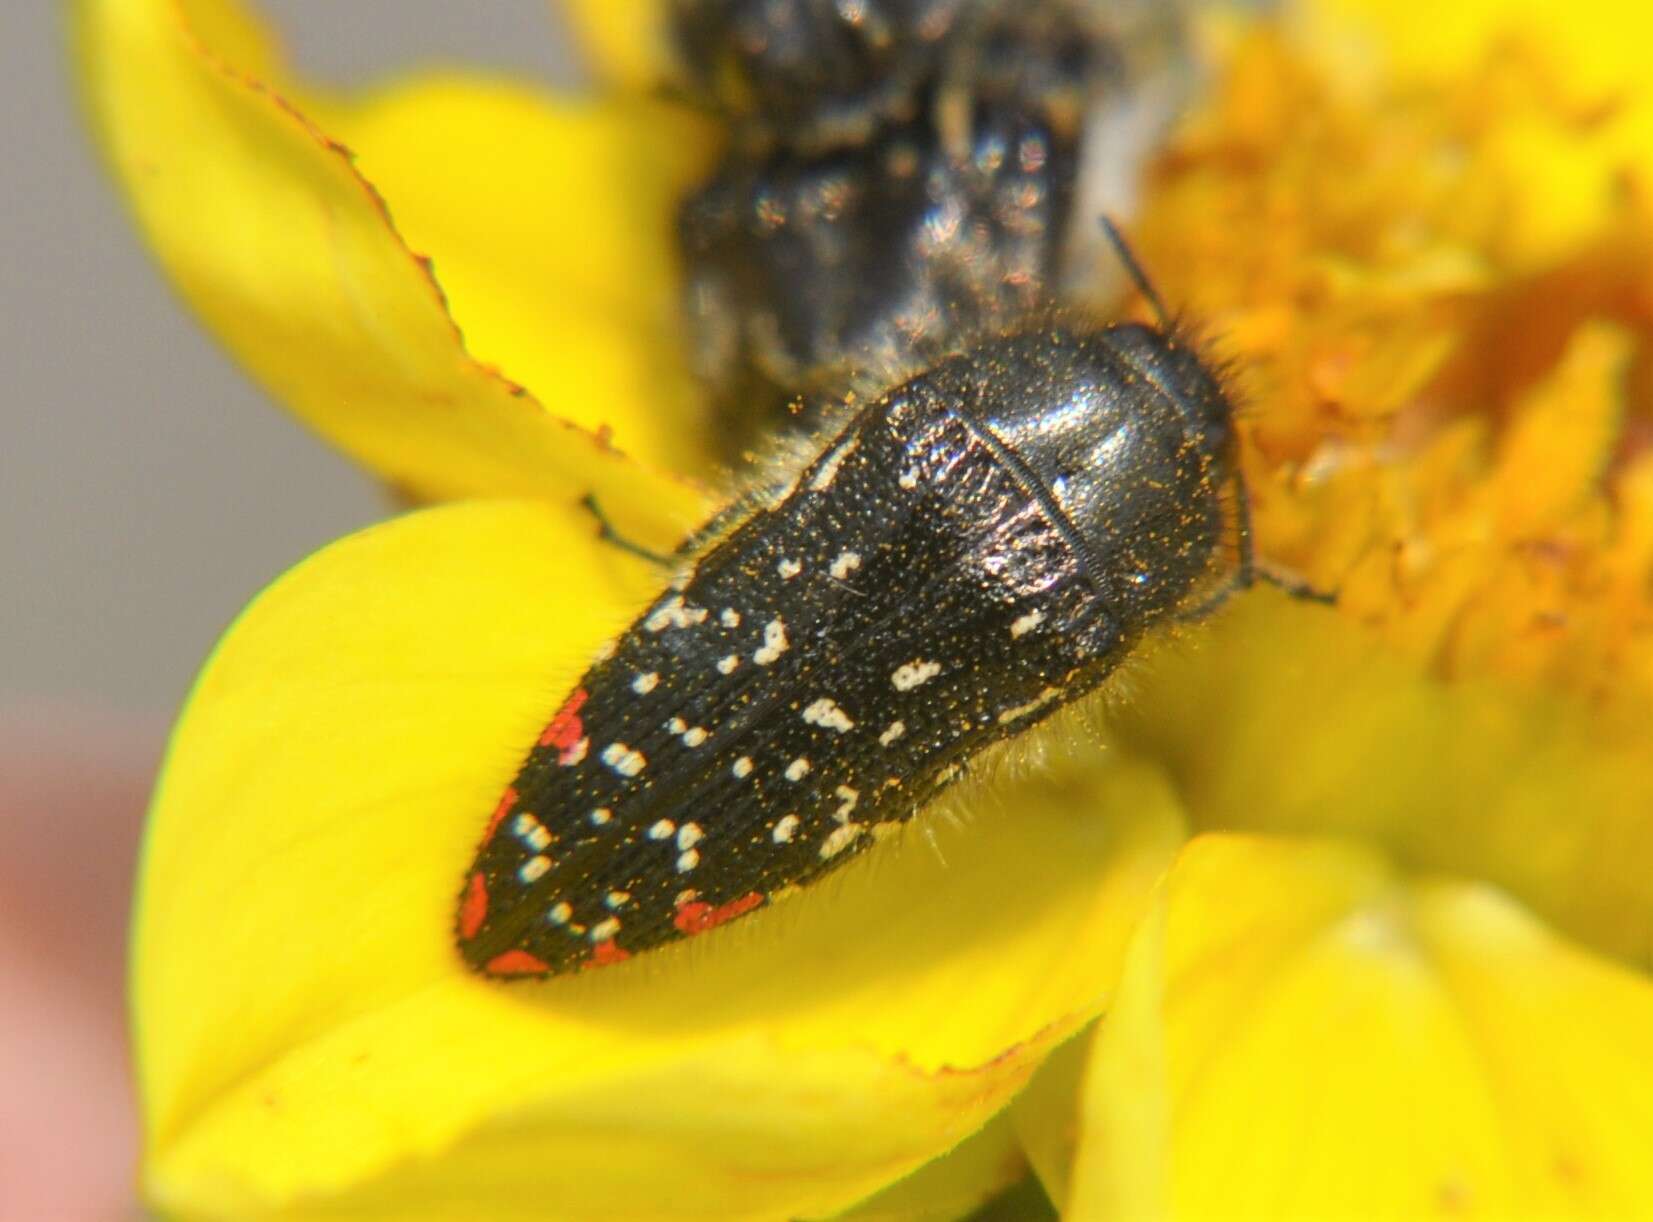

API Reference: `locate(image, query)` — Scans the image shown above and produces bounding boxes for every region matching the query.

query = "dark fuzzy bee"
[670,0,973,152]
[457,319,1253,977]
[675,0,1192,455]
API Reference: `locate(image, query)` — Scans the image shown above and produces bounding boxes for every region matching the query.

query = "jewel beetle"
[456,277,1256,978]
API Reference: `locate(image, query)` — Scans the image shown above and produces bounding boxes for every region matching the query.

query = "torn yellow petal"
[562,0,682,94]
[305,82,721,480]
[826,1110,1028,1222]
[1067,834,1653,1220]
[76,0,713,525]
[136,500,1188,1217]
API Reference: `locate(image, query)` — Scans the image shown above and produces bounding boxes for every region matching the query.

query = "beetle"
[456,291,1254,977]
[454,2,1271,977]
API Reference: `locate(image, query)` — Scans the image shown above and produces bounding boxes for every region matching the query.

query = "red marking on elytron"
[485,949,550,976]
[674,891,766,935]
[484,786,518,843]
[587,939,632,968]
[459,872,489,940]
[538,688,589,763]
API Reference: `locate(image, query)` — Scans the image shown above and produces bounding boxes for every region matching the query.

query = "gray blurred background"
[0,7,583,1214]
[4,1,583,737]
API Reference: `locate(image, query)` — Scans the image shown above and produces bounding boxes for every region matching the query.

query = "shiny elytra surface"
[457,324,1246,977]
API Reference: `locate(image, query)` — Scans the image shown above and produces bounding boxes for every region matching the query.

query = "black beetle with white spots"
[454,0,1256,978]
[457,324,1255,977]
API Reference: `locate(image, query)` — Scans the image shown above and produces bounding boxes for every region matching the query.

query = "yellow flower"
[78,0,1653,1217]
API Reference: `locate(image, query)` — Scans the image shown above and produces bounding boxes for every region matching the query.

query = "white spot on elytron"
[647,818,676,840]
[632,671,660,694]
[644,597,682,633]
[717,654,740,674]
[732,756,754,779]
[802,697,855,733]
[998,686,1062,725]
[809,436,860,489]
[645,595,709,633]
[677,848,701,872]
[777,557,803,580]
[879,720,906,746]
[833,785,860,819]
[829,550,862,580]
[601,742,646,777]
[589,807,613,827]
[518,855,551,884]
[592,639,617,662]
[898,469,920,489]
[721,608,741,628]
[773,814,800,843]
[548,901,572,925]
[562,737,589,765]
[677,822,705,850]
[666,717,708,747]
[785,757,811,782]
[591,917,621,942]
[605,890,631,910]
[891,659,942,691]
[1010,609,1045,639]
[820,822,863,860]
[513,813,551,852]
[674,888,699,907]
[754,617,789,665]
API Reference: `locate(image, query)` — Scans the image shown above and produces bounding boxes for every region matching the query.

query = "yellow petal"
[562,0,683,94]
[136,500,1189,1217]
[1008,1028,1093,1208]
[1293,0,1653,269]
[825,1111,1028,1222]
[1411,883,1653,1216]
[304,81,721,481]
[1493,321,1627,539]
[1115,589,1653,970]
[1304,0,1653,91]
[1064,834,1653,1220]
[75,0,714,523]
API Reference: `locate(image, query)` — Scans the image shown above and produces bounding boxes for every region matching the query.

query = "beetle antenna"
[1099,215,1173,331]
